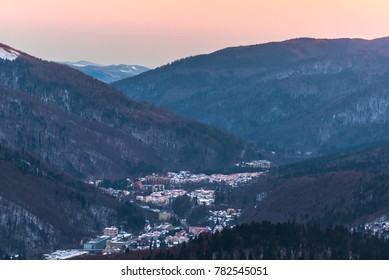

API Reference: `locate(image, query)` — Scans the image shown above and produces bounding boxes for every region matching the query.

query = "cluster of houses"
[44,250,88,260]
[45,220,224,259]
[235,160,272,169]
[208,208,241,227]
[131,170,266,189]
[99,188,129,200]
[135,188,216,207]
[189,189,215,206]
[89,168,270,205]
[58,167,270,260]
[165,171,265,187]
[353,216,389,239]
[135,189,187,206]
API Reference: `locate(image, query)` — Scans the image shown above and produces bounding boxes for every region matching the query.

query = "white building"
[104,226,119,237]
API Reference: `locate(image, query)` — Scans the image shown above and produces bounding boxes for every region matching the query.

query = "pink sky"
[1,0,388,67]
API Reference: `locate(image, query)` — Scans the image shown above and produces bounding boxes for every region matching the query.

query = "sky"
[1,0,389,68]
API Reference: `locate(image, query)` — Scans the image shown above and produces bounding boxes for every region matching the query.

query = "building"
[239,160,271,169]
[132,180,143,189]
[105,240,131,254]
[158,212,172,221]
[136,189,187,206]
[143,184,165,192]
[193,189,215,206]
[83,236,111,251]
[144,175,171,185]
[155,223,174,232]
[213,225,224,233]
[44,250,88,260]
[226,208,236,215]
[189,226,209,237]
[104,226,119,237]
[197,197,215,206]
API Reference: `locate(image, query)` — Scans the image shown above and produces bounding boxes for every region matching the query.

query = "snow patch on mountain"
[64,61,101,67]
[61,61,149,83]
[0,47,20,61]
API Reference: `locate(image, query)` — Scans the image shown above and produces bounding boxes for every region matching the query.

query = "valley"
[45,141,389,260]
[3,38,389,260]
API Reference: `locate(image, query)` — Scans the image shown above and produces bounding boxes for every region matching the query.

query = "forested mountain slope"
[0,43,251,179]
[114,37,389,155]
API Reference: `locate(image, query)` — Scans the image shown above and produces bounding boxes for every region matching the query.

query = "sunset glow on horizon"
[1,0,388,67]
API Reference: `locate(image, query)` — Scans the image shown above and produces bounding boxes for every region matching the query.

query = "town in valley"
[45,161,270,260]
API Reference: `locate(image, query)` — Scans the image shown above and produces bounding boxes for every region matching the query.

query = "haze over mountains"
[114,37,389,156]
[62,61,149,83]
[0,43,251,180]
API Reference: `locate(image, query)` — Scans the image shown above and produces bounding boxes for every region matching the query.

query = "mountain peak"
[61,61,149,83]
[62,61,101,67]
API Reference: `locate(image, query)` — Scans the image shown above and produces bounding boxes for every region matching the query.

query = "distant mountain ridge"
[62,61,149,83]
[113,37,389,156]
[0,43,252,179]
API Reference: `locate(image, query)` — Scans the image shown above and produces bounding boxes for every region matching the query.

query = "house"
[103,226,118,237]
[158,212,172,221]
[189,226,209,237]
[105,240,131,254]
[155,223,174,232]
[83,235,111,251]
[143,184,165,192]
